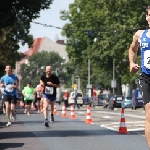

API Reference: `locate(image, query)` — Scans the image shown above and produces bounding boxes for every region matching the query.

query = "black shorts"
[3,95,17,105]
[138,72,150,105]
[37,98,41,101]
[25,100,33,105]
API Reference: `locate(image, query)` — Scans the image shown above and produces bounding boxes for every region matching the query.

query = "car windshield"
[72,93,82,97]
[125,96,132,100]
[77,93,82,97]
[98,94,106,99]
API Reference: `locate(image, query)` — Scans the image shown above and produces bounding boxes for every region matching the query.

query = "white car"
[68,91,83,106]
[55,88,62,105]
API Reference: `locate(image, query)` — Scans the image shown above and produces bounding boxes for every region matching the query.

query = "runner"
[35,83,44,113]
[0,65,19,126]
[128,6,150,148]
[40,66,60,127]
[22,82,35,116]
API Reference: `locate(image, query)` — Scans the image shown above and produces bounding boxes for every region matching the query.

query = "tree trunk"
[116,74,122,95]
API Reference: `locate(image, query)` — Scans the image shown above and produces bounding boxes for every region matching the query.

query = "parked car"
[94,94,106,106]
[82,94,90,105]
[108,95,123,110]
[55,88,63,105]
[103,93,115,108]
[68,91,83,106]
[132,89,144,110]
[121,96,132,108]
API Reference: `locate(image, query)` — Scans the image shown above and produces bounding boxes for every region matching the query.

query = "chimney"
[56,40,64,45]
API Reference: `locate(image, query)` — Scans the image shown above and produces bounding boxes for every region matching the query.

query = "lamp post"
[111,58,116,93]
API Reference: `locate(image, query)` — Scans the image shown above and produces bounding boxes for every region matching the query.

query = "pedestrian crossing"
[56,104,145,133]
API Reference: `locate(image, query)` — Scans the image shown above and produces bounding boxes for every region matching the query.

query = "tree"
[60,0,149,93]
[0,0,54,75]
[20,51,66,89]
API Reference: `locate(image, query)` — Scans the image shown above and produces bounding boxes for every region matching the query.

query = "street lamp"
[111,58,116,93]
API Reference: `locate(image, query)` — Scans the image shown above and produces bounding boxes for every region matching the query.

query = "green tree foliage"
[0,0,53,75]
[60,0,149,94]
[20,51,66,89]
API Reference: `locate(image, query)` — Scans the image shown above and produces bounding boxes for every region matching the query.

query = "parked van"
[131,89,144,110]
[55,88,62,105]
[68,91,83,106]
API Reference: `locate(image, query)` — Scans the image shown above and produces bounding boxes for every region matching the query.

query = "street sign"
[111,80,116,88]
[88,30,93,36]
[72,84,77,89]
[86,84,92,89]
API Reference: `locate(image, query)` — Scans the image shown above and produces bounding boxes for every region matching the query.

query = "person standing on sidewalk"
[128,6,150,148]
[40,66,60,127]
[63,89,69,108]
[73,88,80,109]
[0,65,19,126]
[22,82,35,116]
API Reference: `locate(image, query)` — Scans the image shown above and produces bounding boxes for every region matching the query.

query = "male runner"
[0,65,18,126]
[128,6,150,148]
[22,82,35,116]
[35,83,44,113]
[40,66,60,127]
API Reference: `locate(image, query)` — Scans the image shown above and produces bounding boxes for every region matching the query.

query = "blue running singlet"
[1,74,18,96]
[140,29,150,75]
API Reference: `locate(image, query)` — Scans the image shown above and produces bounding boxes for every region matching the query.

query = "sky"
[19,0,74,52]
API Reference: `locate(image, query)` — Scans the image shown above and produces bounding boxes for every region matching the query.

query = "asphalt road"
[0,104,148,150]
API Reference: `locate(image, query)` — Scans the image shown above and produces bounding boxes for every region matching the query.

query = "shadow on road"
[0,143,24,150]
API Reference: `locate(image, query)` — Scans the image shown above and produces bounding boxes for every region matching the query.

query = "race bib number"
[45,86,54,95]
[5,84,13,92]
[144,50,150,69]
[26,94,33,99]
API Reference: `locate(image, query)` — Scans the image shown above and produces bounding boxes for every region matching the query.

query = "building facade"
[16,37,68,85]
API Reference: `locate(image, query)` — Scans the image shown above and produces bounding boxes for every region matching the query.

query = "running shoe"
[6,122,11,127]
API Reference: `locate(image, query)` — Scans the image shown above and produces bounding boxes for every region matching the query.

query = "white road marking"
[77,111,85,114]
[102,116,112,119]
[95,111,145,119]
[100,124,117,131]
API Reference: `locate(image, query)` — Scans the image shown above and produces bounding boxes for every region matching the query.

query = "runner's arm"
[40,80,44,86]
[51,83,60,88]
[13,78,19,89]
[0,77,4,87]
[128,31,140,64]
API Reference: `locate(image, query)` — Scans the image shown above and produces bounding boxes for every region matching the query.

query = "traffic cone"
[69,105,76,119]
[53,105,59,115]
[118,108,129,134]
[61,104,67,117]
[84,105,94,124]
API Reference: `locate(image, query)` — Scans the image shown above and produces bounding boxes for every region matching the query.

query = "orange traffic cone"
[84,105,94,124]
[118,108,129,134]
[69,105,76,119]
[61,104,67,117]
[53,105,59,115]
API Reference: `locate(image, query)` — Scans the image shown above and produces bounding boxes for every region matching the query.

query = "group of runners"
[1,65,60,128]
[1,5,150,148]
